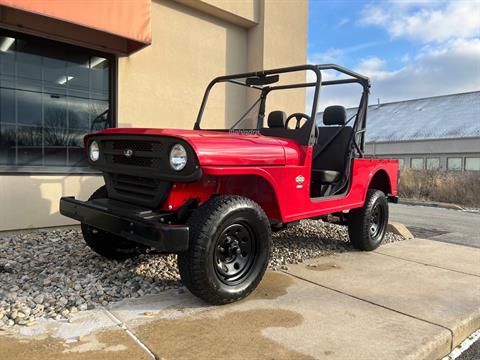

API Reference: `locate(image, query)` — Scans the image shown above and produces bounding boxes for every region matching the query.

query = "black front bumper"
[59,197,189,252]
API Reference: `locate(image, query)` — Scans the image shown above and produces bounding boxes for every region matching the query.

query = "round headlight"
[89,140,100,162]
[169,144,187,171]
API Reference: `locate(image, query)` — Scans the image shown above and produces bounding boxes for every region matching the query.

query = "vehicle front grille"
[111,155,155,167]
[105,172,171,208]
[99,137,172,208]
[109,140,162,153]
[103,139,163,169]
[111,174,163,200]
[93,135,199,208]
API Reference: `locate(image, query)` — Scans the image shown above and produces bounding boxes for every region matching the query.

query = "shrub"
[398,169,480,207]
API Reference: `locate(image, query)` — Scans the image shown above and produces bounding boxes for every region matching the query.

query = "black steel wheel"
[81,186,147,260]
[178,196,271,304]
[214,222,257,285]
[347,189,389,251]
[368,202,386,239]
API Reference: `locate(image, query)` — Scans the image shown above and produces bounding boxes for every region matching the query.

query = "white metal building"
[347,91,480,171]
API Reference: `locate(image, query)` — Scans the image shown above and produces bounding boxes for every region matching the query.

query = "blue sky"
[307,0,480,107]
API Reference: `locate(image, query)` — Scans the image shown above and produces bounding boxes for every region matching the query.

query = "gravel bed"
[0,221,404,328]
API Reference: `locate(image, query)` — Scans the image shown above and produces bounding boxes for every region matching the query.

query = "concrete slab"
[2,240,478,359]
[286,247,480,348]
[0,307,152,360]
[376,238,480,276]
[0,327,150,360]
[117,272,451,360]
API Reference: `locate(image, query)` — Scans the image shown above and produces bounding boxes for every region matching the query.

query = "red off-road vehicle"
[60,64,398,304]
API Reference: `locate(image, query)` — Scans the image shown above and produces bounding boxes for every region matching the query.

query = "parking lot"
[390,203,480,248]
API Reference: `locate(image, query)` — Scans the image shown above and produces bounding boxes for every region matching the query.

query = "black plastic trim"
[388,195,399,203]
[59,196,189,252]
[87,135,202,182]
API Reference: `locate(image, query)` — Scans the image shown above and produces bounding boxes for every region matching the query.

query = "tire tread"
[178,195,271,304]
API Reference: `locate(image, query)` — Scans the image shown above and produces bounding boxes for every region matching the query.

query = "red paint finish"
[88,128,286,166]
[88,128,398,223]
[160,176,218,211]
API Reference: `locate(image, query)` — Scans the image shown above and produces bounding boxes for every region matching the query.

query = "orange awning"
[0,0,151,55]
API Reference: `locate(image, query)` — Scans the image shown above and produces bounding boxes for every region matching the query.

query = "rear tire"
[81,186,147,260]
[348,189,388,251]
[178,196,271,304]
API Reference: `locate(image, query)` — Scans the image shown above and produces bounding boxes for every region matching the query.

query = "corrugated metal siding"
[317,91,480,143]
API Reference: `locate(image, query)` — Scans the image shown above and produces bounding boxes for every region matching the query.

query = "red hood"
[88,128,299,166]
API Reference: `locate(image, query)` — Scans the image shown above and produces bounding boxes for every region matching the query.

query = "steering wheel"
[285,113,311,129]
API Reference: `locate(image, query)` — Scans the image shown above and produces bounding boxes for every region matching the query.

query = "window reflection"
[0,33,111,169]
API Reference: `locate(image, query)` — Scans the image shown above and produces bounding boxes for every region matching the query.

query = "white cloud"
[309,41,383,64]
[356,57,386,73]
[307,38,480,110]
[361,0,480,43]
[335,17,350,28]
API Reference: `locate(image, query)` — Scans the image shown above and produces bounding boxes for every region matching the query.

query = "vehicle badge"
[296,175,305,185]
[124,148,134,158]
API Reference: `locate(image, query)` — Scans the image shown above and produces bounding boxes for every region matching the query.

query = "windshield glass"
[197,69,313,131]
[199,81,262,130]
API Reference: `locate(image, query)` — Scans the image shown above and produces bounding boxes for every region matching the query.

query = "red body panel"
[89,128,286,166]
[90,128,398,222]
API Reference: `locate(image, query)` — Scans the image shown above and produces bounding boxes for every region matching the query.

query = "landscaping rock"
[0,222,403,327]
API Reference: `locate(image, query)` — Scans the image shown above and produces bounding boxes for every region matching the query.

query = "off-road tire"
[348,189,389,251]
[81,186,147,260]
[178,196,271,304]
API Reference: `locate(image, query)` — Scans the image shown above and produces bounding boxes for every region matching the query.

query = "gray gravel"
[0,221,404,328]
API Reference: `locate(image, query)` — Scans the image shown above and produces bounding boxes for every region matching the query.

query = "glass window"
[397,158,404,168]
[411,158,424,170]
[447,157,462,171]
[426,158,440,170]
[0,32,114,171]
[465,157,480,171]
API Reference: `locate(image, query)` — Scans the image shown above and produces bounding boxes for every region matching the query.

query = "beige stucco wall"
[0,175,103,231]
[118,0,249,129]
[0,0,308,231]
[118,0,308,129]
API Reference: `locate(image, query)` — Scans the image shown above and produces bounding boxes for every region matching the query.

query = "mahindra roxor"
[60,64,399,304]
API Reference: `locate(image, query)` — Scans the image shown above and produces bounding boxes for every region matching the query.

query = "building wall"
[0,0,308,231]
[0,175,103,230]
[118,0,249,130]
[366,137,480,171]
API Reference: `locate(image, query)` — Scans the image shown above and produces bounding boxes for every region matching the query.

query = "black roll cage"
[194,64,370,151]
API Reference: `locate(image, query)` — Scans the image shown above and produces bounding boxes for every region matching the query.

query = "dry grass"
[398,169,480,207]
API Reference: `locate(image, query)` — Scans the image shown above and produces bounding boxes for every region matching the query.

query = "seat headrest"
[268,111,287,128]
[323,105,347,126]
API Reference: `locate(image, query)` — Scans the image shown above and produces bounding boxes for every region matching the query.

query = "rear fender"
[365,163,398,200]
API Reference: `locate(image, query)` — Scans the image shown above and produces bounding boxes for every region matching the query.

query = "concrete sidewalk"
[1,238,479,360]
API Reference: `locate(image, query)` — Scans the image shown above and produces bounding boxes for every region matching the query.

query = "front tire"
[81,186,147,260]
[348,189,389,251]
[178,196,271,304]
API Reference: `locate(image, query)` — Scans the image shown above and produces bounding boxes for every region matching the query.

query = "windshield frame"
[194,64,369,146]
